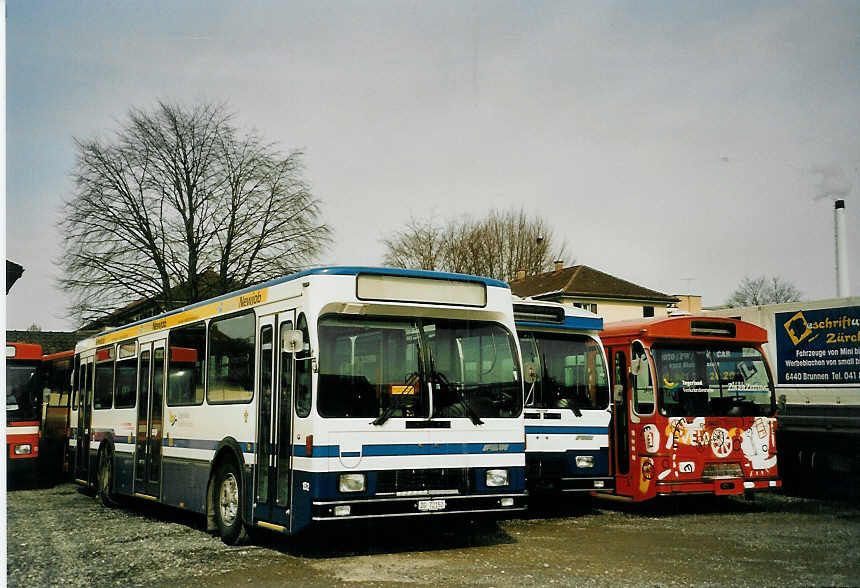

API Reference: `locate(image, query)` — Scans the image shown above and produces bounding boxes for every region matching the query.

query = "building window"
[643,306,655,318]
[573,302,598,314]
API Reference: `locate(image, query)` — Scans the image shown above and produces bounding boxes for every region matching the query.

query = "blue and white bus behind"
[513,299,613,493]
[72,267,526,544]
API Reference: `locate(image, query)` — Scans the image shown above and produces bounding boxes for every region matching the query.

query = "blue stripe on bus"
[293,442,525,458]
[157,438,527,458]
[161,438,256,453]
[293,445,339,458]
[359,442,526,457]
[163,438,220,450]
[516,315,603,331]
[525,426,608,435]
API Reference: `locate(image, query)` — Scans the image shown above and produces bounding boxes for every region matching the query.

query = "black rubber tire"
[214,460,249,545]
[97,447,119,508]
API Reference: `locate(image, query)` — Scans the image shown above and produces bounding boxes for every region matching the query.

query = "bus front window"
[517,332,609,411]
[6,363,42,422]
[318,317,427,419]
[654,345,774,417]
[317,316,521,420]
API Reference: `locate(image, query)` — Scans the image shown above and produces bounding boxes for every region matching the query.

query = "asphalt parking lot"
[7,483,860,587]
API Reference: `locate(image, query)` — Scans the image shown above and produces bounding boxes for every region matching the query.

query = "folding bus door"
[75,356,94,484]
[611,346,641,498]
[254,311,296,531]
[134,340,166,499]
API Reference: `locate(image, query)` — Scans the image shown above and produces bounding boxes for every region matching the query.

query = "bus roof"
[42,349,75,361]
[82,266,510,346]
[601,315,767,344]
[512,298,603,332]
[6,342,43,360]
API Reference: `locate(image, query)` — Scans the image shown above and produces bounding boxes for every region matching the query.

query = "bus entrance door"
[611,348,633,496]
[134,341,165,499]
[75,356,94,484]
[254,312,295,530]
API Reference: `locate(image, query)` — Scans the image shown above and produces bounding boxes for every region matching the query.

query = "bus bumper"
[655,477,781,496]
[312,492,528,521]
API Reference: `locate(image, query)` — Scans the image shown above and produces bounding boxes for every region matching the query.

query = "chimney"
[835,199,850,297]
[554,260,564,272]
[516,269,526,281]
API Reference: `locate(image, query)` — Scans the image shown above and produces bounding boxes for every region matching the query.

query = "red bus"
[600,316,781,501]
[6,342,44,485]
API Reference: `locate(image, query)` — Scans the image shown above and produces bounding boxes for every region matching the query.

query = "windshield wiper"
[372,345,423,426]
[541,352,582,417]
[567,394,583,418]
[428,355,483,426]
[549,379,582,417]
[371,402,397,426]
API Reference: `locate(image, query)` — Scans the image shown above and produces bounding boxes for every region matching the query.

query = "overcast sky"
[6,1,860,331]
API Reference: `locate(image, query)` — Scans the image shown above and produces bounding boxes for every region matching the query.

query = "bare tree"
[726,276,802,307]
[59,101,330,325]
[382,208,569,282]
[381,217,445,270]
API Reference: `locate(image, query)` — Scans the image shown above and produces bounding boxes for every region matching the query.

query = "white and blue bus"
[68,267,526,543]
[513,299,613,493]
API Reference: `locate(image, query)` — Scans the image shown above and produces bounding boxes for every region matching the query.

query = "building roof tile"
[509,265,679,304]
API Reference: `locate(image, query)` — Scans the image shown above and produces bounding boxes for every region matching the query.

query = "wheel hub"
[219,473,239,526]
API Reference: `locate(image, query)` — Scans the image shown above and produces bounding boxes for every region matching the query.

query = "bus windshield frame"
[652,342,776,418]
[6,360,43,423]
[518,331,609,411]
[317,314,522,420]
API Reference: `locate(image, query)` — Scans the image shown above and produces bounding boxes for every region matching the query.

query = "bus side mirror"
[523,362,538,384]
[282,330,304,354]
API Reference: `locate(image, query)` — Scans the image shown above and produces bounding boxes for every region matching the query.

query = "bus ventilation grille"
[376,468,471,495]
[701,462,743,479]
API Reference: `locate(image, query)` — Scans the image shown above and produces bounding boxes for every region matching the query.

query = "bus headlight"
[14,444,32,455]
[485,469,509,487]
[575,455,595,469]
[338,473,366,493]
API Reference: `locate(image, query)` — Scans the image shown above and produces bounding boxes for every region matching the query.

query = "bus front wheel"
[214,460,249,545]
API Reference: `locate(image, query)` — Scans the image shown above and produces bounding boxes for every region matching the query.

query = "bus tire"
[97,446,119,508]
[214,459,249,545]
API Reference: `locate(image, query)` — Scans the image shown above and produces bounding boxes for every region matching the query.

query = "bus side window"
[631,342,654,414]
[207,311,255,404]
[168,322,206,406]
[94,346,115,410]
[295,313,312,418]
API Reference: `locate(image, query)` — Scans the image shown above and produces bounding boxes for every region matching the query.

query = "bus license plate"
[418,499,446,512]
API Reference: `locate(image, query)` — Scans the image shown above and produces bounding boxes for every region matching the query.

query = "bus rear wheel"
[97,447,119,508]
[214,460,249,545]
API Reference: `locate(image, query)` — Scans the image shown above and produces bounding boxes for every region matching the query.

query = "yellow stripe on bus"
[95,287,269,346]
[256,521,286,532]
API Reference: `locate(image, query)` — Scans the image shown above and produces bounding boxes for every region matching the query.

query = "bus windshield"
[653,344,774,417]
[6,362,42,422]
[318,315,522,420]
[518,332,609,411]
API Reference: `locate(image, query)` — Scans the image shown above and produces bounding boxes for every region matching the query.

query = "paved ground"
[7,483,860,587]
